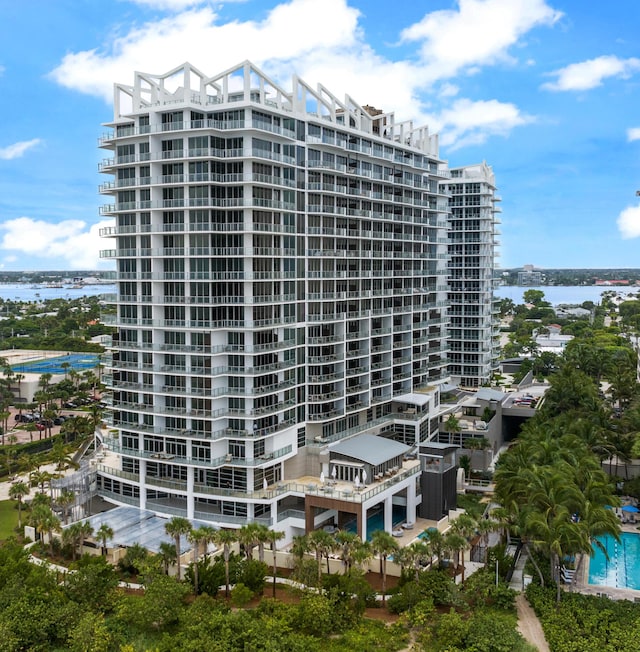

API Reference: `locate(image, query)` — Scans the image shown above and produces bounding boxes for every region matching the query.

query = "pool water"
[12,353,99,375]
[344,505,406,540]
[589,532,640,590]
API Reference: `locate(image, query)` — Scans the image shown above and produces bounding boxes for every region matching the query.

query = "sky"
[1,0,640,271]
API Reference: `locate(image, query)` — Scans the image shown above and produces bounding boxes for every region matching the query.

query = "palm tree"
[158,541,177,575]
[451,513,477,582]
[422,527,445,568]
[30,504,61,557]
[164,516,192,581]
[370,530,399,604]
[308,529,336,585]
[30,469,53,498]
[62,522,82,561]
[187,527,207,595]
[14,373,24,401]
[96,523,114,556]
[267,529,285,597]
[443,413,461,445]
[335,531,361,574]
[237,522,261,560]
[214,529,237,598]
[77,520,94,557]
[253,523,272,563]
[198,524,218,562]
[444,530,469,582]
[402,540,431,581]
[56,488,76,525]
[8,480,29,529]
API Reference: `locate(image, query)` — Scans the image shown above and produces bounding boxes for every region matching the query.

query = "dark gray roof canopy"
[330,434,411,466]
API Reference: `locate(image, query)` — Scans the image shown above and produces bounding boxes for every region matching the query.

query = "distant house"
[555,307,591,318]
[595,279,631,286]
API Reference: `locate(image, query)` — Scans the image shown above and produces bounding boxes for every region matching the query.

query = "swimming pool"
[344,505,406,540]
[589,532,640,590]
[11,353,99,375]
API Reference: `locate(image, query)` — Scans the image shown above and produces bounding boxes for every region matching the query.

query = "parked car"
[35,423,46,431]
[15,414,34,423]
[53,416,67,426]
[64,401,77,409]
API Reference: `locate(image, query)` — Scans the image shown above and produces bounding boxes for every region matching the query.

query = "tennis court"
[11,353,99,375]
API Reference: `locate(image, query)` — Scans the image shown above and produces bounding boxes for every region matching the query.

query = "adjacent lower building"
[96,61,497,541]
[446,163,501,388]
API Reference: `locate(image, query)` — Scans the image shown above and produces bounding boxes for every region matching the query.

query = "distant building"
[517,264,543,286]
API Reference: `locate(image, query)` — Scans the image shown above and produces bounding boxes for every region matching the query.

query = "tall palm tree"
[96,523,114,556]
[237,523,260,560]
[422,527,445,568]
[197,524,218,562]
[444,530,469,582]
[335,531,361,575]
[308,529,336,584]
[253,523,272,563]
[30,504,61,557]
[63,522,82,561]
[215,529,237,598]
[451,513,477,581]
[77,521,94,557]
[8,480,29,529]
[267,529,285,597]
[158,541,177,575]
[164,516,192,581]
[370,530,399,604]
[187,527,207,595]
[56,488,76,525]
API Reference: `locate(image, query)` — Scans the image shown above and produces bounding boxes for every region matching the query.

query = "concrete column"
[139,459,147,510]
[406,480,417,525]
[247,501,255,522]
[187,465,194,519]
[384,496,393,532]
[359,507,367,542]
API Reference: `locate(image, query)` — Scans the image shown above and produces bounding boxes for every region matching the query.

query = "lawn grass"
[0,499,20,540]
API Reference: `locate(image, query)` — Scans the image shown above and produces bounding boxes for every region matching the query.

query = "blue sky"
[1,0,640,270]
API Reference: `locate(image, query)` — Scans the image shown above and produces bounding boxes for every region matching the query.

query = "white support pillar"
[139,459,147,510]
[384,495,393,532]
[406,480,417,525]
[187,466,194,519]
[360,505,367,542]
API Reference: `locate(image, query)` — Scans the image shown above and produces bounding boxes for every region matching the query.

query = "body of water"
[0,283,115,303]
[495,285,640,306]
[589,532,640,590]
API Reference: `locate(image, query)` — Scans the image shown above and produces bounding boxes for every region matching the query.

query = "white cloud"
[617,205,640,239]
[48,0,557,150]
[0,217,113,269]
[627,127,640,142]
[127,0,204,10]
[49,1,361,103]
[0,139,41,160]
[542,55,640,91]
[430,98,534,150]
[401,0,562,81]
[0,65,5,76]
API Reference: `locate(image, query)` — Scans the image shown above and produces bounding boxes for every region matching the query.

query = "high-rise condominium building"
[446,164,501,388]
[97,62,469,541]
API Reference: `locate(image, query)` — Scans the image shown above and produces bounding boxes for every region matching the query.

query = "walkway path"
[509,546,551,652]
[516,594,550,652]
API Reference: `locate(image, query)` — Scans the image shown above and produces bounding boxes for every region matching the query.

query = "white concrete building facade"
[445,163,501,388]
[97,61,455,541]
